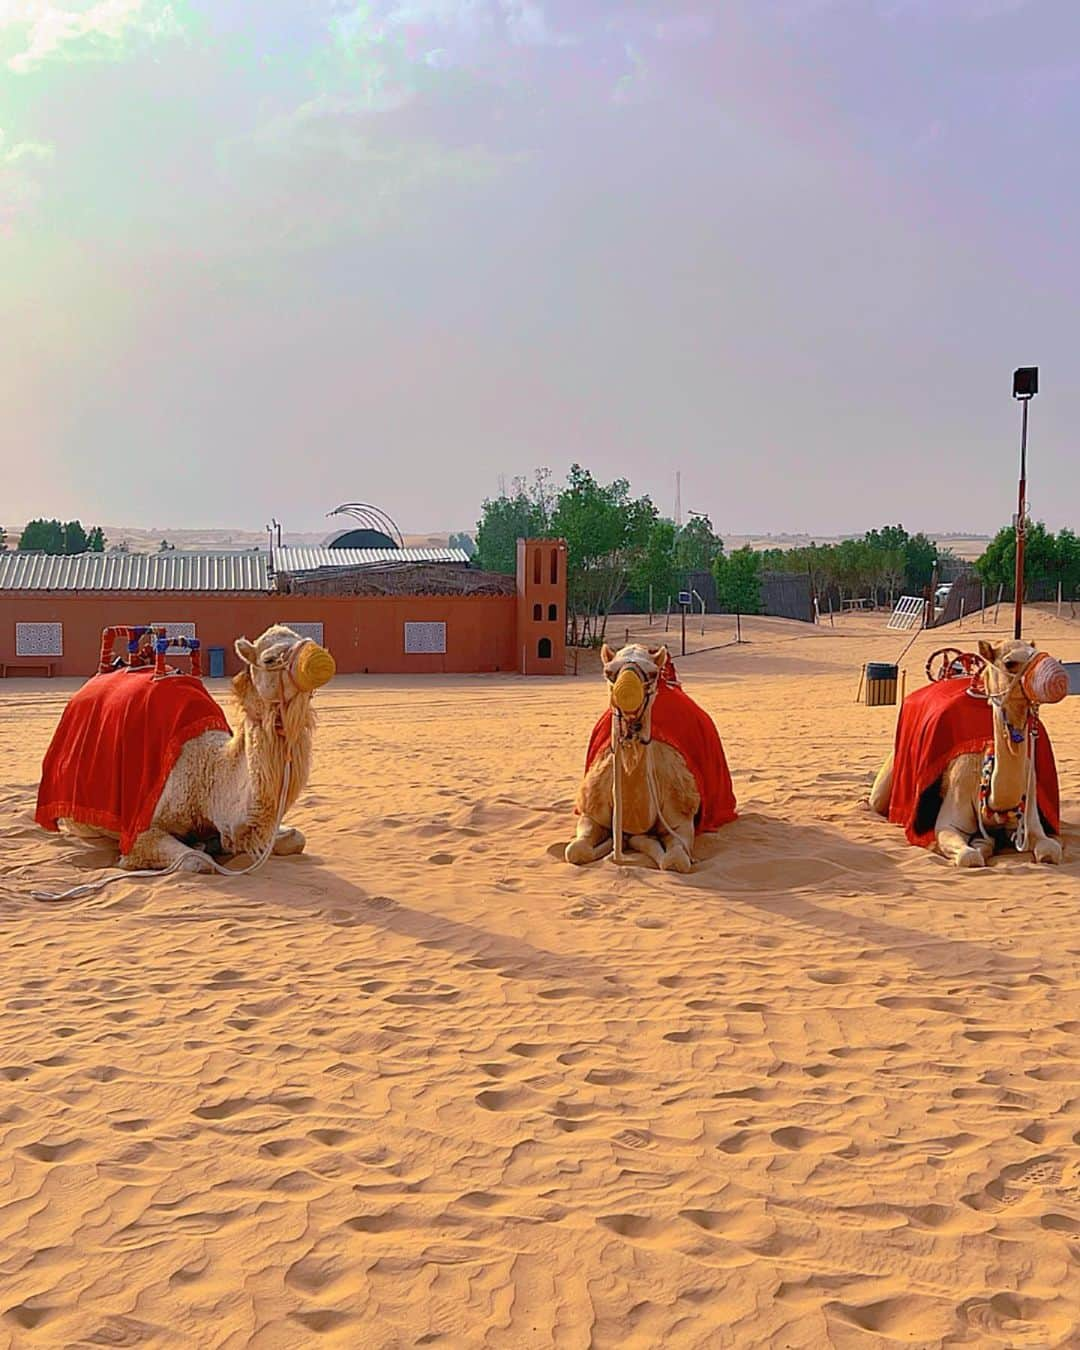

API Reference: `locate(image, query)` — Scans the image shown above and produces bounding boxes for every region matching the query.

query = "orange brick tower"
[516,538,567,675]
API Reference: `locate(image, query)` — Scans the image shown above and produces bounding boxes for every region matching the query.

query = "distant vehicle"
[934,583,952,615]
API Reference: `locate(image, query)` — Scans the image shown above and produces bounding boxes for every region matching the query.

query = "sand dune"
[1,610,1078,1347]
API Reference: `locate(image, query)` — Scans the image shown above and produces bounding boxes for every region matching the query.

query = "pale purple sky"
[2,1,1078,538]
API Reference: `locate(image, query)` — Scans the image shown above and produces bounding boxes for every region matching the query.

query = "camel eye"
[605,670,616,682]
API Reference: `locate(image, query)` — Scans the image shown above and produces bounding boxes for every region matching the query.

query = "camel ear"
[977,640,996,663]
[600,643,616,664]
[235,637,257,666]
[650,645,669,670]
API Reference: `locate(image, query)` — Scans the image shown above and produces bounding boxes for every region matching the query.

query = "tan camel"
[869,639,1064,867]
[566,643,737,871]
[55,626,335,872]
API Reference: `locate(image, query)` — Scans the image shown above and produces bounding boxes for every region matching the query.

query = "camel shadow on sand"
[549,809,1077,978]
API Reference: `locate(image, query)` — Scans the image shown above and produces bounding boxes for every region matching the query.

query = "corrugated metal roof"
[274,547,471,572]
[0,550,271,592]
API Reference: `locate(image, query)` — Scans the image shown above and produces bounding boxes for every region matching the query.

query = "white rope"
[31,757,293,903]
[610,707,681,866]
[611,730,626,864]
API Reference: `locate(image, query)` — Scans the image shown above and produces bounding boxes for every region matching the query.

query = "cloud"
[218,91,512,250]
[0,127,53,233]
[2,0,189,73]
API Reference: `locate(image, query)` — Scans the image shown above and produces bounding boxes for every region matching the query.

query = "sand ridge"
[0,610,1078,1347]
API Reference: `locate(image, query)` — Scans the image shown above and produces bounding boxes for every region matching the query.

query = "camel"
[869,639,1067,867]
[566,643,737,871]
[37,625,335,873]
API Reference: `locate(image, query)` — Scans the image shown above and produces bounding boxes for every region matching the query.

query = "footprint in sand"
[962,1153,1065,1213]
[960,1293,1076,1346]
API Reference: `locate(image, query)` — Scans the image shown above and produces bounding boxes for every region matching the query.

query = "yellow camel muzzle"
[611,667,646,714]
[292,643,336,692]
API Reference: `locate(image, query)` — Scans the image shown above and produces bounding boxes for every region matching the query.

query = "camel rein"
[609,670,678,863]
[30,657,303,903]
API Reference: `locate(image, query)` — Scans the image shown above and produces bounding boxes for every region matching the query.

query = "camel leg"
[272,827,306,856]
[868,752,893,816]
[935,791,986,868]
[121,829,215,874]
[627,834,665,868]
[657,818,695,874]
[1023,804,1062,865]
[565,816,613,866]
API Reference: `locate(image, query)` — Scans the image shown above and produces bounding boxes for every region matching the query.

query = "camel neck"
[987,682,1030,812]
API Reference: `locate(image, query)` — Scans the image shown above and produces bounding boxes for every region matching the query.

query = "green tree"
[674,514,722,573]
[62,520,88,554]
[551,465,659,642]
[87,526,106,552]
[902,532,937,592]
[1054,528,1080,596]
[474,474,551,575]
[714,546,762,614]
[19,519,65,552]
[448,531,476,557]
[975,522,1058,596]
[627,517,678,612]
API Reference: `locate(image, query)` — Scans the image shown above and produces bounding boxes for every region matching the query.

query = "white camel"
[49,625,335,873]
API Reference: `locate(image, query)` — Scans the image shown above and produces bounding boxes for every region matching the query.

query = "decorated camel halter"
[255,638,336,740]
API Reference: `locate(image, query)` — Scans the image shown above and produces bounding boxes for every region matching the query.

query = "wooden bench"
[1,660,57,678]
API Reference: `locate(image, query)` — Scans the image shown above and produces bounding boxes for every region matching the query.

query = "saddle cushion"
[583,663,738,835]
[886,676,1059,847]
[36,667,230,855]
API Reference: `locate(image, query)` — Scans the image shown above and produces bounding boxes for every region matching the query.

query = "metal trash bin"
[865,661,898,706]
[207,647,226,679]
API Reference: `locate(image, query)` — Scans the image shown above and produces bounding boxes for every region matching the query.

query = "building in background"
[0,539,567,679]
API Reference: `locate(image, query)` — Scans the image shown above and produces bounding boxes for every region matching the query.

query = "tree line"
[974,523,1080,599]
[473,468,949,639]
[7,519,108,554]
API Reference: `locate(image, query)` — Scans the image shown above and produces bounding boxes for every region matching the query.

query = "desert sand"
[1,610,1078,1348]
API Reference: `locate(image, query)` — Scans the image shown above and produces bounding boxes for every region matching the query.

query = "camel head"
[600,642,669,737]
[232,625,336,733]
[977,639,1068,707]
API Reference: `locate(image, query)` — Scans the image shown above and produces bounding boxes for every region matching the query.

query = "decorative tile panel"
[149,621,196,654]
[281,622,324,646]
[404,621,446,654]
[15,622,63,657]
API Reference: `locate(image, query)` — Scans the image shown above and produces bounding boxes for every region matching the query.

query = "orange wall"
[0,593,518,678]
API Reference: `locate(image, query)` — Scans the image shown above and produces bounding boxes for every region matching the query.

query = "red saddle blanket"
[584,664,737,834]
[36,668,230,855]
[887,677,1060,847]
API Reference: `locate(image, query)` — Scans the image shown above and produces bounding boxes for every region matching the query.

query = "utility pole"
[1012,367,1038,640]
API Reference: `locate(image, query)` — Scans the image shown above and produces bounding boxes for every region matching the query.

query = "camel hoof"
[1034,839,1063,865]
[955,847,987,869]
[179,851,216,874]
[273,827,306,856]
[660,846,693,874]
[565,840,596,866]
